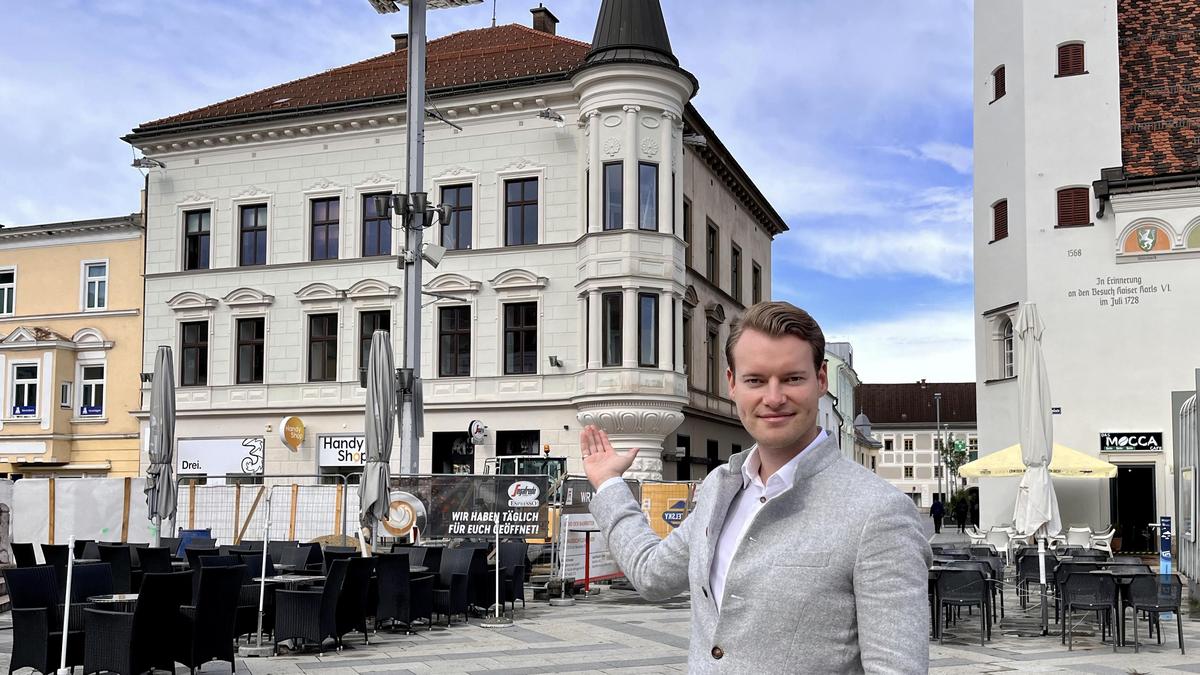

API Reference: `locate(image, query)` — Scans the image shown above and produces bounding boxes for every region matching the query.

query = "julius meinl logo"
[507,480,540,507]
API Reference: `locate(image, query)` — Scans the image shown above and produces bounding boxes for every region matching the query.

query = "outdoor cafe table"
[89,593,139,611]
[254,573,324,587]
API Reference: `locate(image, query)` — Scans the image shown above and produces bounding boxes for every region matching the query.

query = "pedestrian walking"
[930,498,944,534]
[581,302,931,674]
[954,496,968,533]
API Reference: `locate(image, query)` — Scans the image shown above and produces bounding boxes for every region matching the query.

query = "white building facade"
[126,2,783,484]
[974,0,1200,551]
[858,382,978,510]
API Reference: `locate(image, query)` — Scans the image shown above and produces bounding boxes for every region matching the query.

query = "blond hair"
[725,301,825,374]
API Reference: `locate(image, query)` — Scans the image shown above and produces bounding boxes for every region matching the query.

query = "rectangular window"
[361,193,392,257]
[602,292,622,367]
[903,466,914,479]
[359,310,391,376]
[751,262,762,304]
[682,200,692,267]
[183,209,211,271]
[79,364,105,417]
[1056,188,1090,227]
[969,437,979,451]
[180,321,208,387]
[60,382,71,409]
[903,437,914,451]
[706,220,719,285]
[1057,43,1085,77]
[12,364,38,417]
[504,178,538,246]
[883,438,894,451]
[308,313,338,382]
[503,302,538,375]
[310,197,340,261]
[638,162,658,231]
[706,324,719,394]
[440,184,473,250]
[236,317,266,385]
[992,200,1008,241]
[603,162,623,231]
[0,268,12,315]
[638,293,658,367]
[993,65,1006,101]
[83,262,108,311]
[730,245,742,303]
[682,313,692,384]
[438,306,471,377]
[239,204,268,266]
[707,439,719,465]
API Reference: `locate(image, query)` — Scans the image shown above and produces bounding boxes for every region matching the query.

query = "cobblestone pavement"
[1,581,1196,674]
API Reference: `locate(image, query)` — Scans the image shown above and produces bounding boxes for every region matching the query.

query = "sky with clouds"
[0,0,975,383]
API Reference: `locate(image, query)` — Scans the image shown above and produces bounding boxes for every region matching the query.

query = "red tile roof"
[1119,0,1200,177]
[855,382,976,426]
[136,24,591,132]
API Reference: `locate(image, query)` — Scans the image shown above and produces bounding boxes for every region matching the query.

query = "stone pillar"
[623,105,640,230]
[658,292,673,371]
[577,401,685,481]
[674,296,685,375]
[622,287,638,368]
[586,110,601,233]
[587,289,602,369]
[660,111,675,234]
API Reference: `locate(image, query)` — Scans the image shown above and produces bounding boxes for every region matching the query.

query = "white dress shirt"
[595,429,827,612]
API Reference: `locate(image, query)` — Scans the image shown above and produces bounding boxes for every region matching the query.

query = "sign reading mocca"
[1100,432,1163,453]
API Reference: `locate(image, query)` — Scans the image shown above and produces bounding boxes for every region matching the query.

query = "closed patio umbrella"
[1012,303,1061,538]
[359,330,395,553]
[144,345,177,547]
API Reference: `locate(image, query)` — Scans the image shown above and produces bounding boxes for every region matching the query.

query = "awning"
[960,443,1117,479]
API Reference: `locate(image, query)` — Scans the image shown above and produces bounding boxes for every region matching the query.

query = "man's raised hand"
[579,424,639,489]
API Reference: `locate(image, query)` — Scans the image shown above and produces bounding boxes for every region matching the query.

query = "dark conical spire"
[575,0,698,91]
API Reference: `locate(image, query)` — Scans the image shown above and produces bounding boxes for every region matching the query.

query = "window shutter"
[993,200,1008,241]
[1058,44,1084,76]
[994,66,1006,100]
[1057,188,1090,226]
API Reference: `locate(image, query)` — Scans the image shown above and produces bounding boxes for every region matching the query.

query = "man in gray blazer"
[583,302,931,673]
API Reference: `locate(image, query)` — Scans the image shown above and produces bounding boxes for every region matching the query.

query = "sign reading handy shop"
[1100,432,1164,453]
[318,434,366,467]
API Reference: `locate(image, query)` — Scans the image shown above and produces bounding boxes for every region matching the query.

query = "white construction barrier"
[12,477,154,546]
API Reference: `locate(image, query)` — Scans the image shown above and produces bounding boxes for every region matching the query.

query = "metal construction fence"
[173,475,355,545]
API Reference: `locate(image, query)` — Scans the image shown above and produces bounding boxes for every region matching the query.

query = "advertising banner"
[391,474,549,538]
[640,482,692,539]
[1100,432,1164,453]
[561,477,641,515]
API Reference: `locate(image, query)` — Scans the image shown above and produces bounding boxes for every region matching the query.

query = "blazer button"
[759,496,767,503]
[711,646,724,660]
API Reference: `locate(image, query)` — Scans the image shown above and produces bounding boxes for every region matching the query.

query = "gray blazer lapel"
[702,458,748,606]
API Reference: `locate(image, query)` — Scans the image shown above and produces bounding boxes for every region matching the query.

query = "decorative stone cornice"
[347,278,400,301]
[490,269,548,292]
[296,282,346,303]
[223,287,275,308]
[166,292,218,312]
[426,273,482,295]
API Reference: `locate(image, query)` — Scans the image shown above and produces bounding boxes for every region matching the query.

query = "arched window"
[1000,318,1015,378]
[1058,43,1085,77]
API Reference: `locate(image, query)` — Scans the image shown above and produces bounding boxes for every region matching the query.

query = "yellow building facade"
[0,215,144,477]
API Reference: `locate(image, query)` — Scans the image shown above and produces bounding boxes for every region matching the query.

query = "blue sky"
[0,0,975,383]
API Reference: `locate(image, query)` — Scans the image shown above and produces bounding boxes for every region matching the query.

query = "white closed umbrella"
[1012,303,1062,538]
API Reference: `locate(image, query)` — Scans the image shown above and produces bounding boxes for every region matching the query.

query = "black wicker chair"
[335,557,376,645]
[432,548,471,626]
[280,546,313,571]
[184,546,219,569]
[1017,552,1058,609]
[70,562,114,608]
[1129,573,1184,654]
[175,565,245,674]
[82,571,192,675]
[12,542,37,568]
[420,546,443,575]
[133,546,173,575]
[3,565,84,674]
[323,549,356,575]
[390,545,426,565]
[1053,562,1102,622]
[935,569,990,645]
[375,553,434,633]
[41,544,70,597]
[266,540,298,564]
[1061,572,1118,651]
[275,558,348,652]
[240,539,265,551]
[97,544,134,594]
[499,542,529,614]
[73,540,99,560]
[158,536,182,558]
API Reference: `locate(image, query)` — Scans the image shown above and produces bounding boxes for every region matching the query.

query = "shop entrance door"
[1110,464,1157,553]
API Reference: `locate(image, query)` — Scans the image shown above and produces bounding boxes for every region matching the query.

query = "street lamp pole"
[370,0,481,475]
[934,392,943,502]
